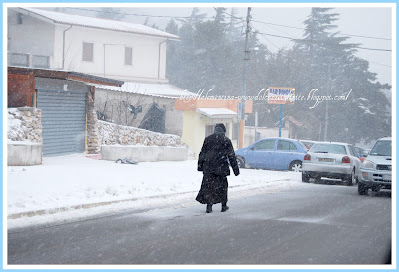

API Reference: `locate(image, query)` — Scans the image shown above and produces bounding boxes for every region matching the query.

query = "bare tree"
[95,89,146,127]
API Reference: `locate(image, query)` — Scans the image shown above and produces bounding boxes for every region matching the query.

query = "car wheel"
[343,168,355,186]
[237,156,245,169]
[371,185,380,192]
[302,172,310,183]
[289,161,302,172]
[358,183,368,195]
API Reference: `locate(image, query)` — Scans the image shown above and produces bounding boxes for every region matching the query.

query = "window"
[310,144,347,155]
[370,140,391,156]
[82,42,93,62]
[10,53,29,66]
[348,145,356,157]
[125,47,133,65]
[277,140,297,151]
[32,55,49,68]
[205,125,215,137]
[253,140,275,151]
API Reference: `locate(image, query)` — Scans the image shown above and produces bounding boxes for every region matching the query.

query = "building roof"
[17,7,180,40]
[8,66,124,87]
[196,108,238,119]
[275,115,303,127]
[94,81,197,99]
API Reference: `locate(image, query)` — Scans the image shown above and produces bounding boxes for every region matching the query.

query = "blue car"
[235,138,308,171]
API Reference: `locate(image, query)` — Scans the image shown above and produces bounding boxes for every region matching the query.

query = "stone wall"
[98,120,182,147]
[86,87,101,154]
[8,107,42,143]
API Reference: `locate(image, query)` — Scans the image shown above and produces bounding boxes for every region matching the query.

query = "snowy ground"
[6,154,305,229]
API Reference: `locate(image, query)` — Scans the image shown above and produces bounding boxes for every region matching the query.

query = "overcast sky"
[135,6,392,86]
[40,4,393,86]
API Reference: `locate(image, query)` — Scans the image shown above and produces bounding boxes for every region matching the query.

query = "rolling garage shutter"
[37,89,87,156]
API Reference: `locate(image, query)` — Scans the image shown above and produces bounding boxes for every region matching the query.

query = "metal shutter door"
[37,89,87,156]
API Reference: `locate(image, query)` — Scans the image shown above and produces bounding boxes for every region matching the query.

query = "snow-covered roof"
[18,7,180,40]
[196,108,238,119]
[94,81,197,99]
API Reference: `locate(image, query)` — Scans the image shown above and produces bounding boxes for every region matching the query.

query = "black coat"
[197,131,240,177]
[196,125,240,205]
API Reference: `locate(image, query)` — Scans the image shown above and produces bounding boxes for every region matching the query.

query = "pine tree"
[165,19,181,84]
[227,8,244,42]
[185,8,206,26]
[214,7,227,25]
[290,7,391,144]
[96,8,125,21]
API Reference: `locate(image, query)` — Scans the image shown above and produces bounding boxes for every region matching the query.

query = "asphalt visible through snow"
[8,181,391,265]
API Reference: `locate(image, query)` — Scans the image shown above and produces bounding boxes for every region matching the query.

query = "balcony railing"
[8,52,50,69]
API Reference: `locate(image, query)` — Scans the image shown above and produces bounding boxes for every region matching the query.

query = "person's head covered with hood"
[214,123,226,134]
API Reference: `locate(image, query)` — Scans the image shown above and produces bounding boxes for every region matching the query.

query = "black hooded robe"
[196,124,240,205]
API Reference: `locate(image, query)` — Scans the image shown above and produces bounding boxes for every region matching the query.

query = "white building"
[8,7,193,136]
[8,7,179,81]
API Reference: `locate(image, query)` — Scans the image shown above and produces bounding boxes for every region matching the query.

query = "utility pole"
[239,7,251,148]
[323,61,331,141]
[255,111,258,142]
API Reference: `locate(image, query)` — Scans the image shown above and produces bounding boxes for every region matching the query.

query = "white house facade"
[8,7,179,83]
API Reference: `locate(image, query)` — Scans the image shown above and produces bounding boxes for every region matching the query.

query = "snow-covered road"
[7,154,305,229]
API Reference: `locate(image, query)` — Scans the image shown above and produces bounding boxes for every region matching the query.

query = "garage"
[8,67,124,158]
[37,88,88,156]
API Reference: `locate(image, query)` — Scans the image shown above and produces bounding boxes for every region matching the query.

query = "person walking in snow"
[196,123,240,213]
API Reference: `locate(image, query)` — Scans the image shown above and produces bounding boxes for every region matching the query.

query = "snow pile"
[7,154,304,228]
[7,109,25,141]
[7,108,42,144]
[98,120,182,147]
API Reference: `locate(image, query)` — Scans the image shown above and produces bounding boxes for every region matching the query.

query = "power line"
[219,9,391,41]
[62,7,391,42]
[57,7,392,52]
[254,30,392,52]
[252,19,391,41]
[62,7,215,19]
[253,23,392,69]
[219,9,391,42]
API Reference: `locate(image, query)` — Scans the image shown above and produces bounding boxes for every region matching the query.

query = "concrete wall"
[8,107,43,166]
[8,143,42,166]
[101,145,188,162]
[95,89,183,136]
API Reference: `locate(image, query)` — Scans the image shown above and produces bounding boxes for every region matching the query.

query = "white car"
[302,142,362,186]
[358,137,392,195]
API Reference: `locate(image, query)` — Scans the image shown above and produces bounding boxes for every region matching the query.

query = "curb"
[8,181,292,220]
[7,191,197,220]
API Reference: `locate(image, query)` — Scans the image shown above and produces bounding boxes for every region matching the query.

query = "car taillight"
[304,154,311,161]
[342,156,351,163]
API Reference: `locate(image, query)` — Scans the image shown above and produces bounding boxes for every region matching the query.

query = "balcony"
[8,52,50,69]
